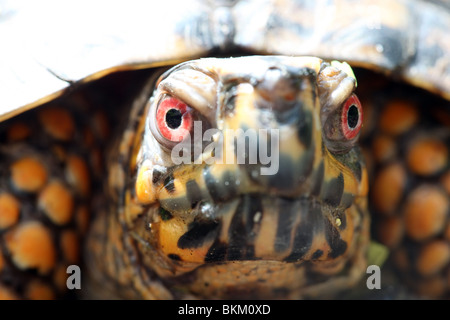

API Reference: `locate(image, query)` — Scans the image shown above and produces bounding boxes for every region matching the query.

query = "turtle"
[0,0,449,300]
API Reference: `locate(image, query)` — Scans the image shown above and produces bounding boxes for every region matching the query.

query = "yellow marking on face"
[225,83,259,131]
[324,149,360,197]
[342,169,360,198]
[253,208,284,260]
[359,167,369,197]
[157,216,209,264]
[135,164,156,204]
[307,228,331,262]
[157,165,203,201]
[278,127,307,161]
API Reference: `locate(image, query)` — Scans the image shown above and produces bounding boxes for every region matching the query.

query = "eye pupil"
[347,105,359,129]
[165,108,183,129]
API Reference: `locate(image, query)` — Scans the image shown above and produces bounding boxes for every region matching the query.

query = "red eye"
[156,97,193,142]
[341,94,363,140]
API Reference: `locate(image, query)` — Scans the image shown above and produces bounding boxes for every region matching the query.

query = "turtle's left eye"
[156,96,193,142]
[341,94,363,140]
[323,93,363,153]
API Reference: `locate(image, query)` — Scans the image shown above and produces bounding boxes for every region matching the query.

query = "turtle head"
[130,56,369,298]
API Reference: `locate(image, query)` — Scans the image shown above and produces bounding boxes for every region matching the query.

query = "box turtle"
[0,0,449,300]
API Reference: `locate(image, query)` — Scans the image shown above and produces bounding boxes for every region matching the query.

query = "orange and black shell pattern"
[0,70,152,299]
[357,70,450,299]
[0,98,100,299]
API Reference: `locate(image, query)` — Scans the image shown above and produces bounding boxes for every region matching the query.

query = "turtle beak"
[228,66,321,195]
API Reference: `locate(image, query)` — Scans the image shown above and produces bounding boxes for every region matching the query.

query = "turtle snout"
[219,70,321,196]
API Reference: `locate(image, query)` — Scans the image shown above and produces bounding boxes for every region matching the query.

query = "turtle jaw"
[139,192,366,299]
[153,193,354,261]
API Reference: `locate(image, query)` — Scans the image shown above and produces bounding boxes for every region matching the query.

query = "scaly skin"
[85,56,370,299]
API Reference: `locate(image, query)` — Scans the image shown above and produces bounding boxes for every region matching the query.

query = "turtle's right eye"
[155,96,193,143]
[150,94,212,152]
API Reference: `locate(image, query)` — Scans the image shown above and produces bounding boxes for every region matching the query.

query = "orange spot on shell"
[38,181,74,225]
[10,157,48,192]
[372,134,396,164]
[39,107,75,141]
[371,162,406,215]
[416,241,450,277]
[26,281,55,300]
[404,185,448,241]
[379,100,418,135]
[407,138,447,176]
[0,193,20,229]
[66,155,91,197]
[5,221,56,274]
[60,230,80,264]
[7,122,31,142]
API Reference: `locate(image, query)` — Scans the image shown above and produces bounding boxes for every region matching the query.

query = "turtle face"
[131,56,369,298]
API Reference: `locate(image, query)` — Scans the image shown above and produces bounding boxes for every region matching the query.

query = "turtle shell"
[1,0,450,121]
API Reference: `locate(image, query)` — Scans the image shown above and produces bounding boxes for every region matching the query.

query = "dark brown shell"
[1,0,449,120]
